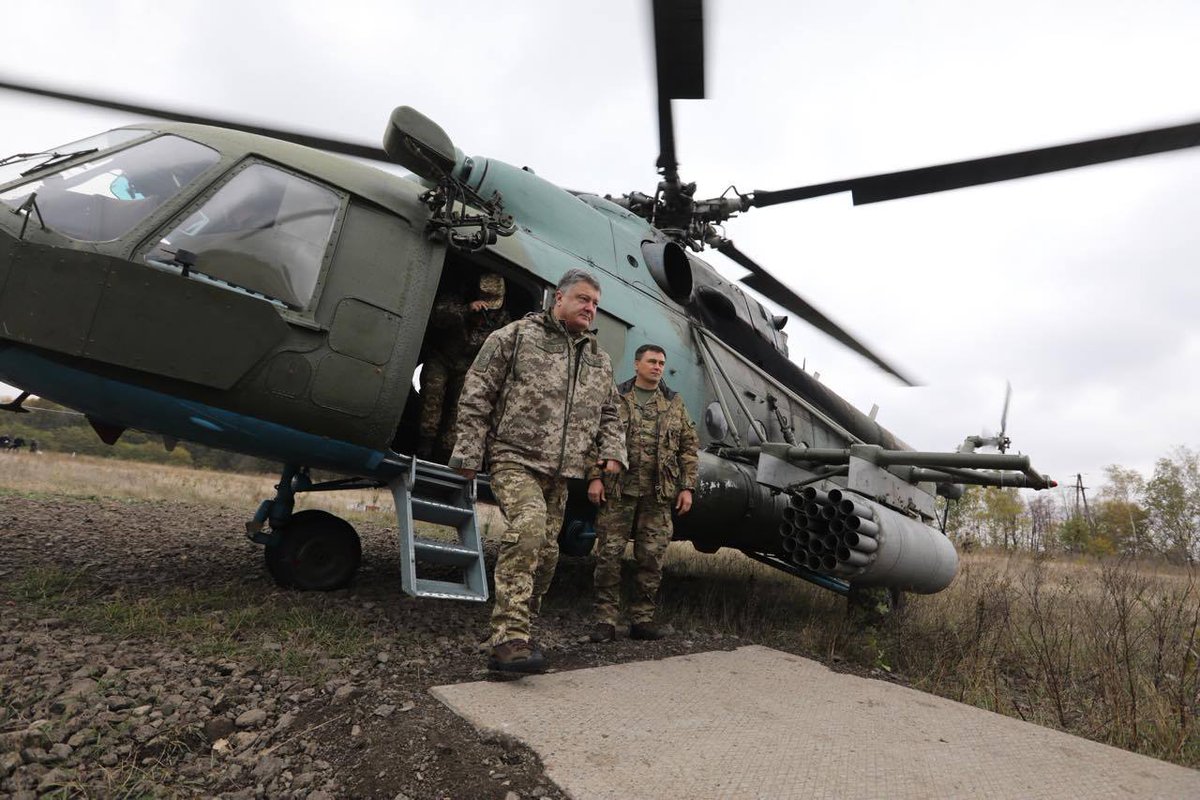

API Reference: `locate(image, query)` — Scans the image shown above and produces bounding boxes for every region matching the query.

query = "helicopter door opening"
[391,253,539,461]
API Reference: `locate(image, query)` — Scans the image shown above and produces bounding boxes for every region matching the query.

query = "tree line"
[0,396,276,474]
[5,396,1197,562]
[944,447,1200,563]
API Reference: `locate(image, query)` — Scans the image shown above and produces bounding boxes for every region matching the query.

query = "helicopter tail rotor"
[997,380,1012,453]
[957,381,1015,454]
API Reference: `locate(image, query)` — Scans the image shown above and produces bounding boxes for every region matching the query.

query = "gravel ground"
[0,493,741,799]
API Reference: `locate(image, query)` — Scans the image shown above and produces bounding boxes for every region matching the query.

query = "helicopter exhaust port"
[640,239,693,303]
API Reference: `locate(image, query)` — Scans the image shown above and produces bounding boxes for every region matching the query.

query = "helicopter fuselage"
[0,121,975,596]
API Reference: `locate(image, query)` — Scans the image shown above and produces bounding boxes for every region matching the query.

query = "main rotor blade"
[651,0,705,180]
[0,78,388,162]
[652,0,705,99]
[749,119,1200,208]
[715,240,916,385]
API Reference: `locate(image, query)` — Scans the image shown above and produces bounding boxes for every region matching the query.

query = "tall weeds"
[881,553,1200,765]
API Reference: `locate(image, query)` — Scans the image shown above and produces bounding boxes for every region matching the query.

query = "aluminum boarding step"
[389,455,488,602]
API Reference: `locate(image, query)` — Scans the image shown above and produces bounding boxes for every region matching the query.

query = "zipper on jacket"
[558,333,584,472]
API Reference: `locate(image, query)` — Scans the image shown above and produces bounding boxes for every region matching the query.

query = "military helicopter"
[1,1,1196,604]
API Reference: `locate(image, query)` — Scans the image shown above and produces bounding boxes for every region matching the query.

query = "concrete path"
[432,645,1200,799]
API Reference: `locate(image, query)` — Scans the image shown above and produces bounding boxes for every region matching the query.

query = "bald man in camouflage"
[450,268,626,673]
[587,343,699,643]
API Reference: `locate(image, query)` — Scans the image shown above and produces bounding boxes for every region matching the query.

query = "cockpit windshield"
[0,134,220,242]
[0,129,147,187]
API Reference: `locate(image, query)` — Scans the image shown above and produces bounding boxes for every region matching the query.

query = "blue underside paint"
[0,344,389,476]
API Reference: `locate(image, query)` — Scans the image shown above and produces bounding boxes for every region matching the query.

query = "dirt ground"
[0,493,747,799]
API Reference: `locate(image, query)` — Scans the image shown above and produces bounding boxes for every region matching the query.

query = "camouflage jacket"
[424,292,510,366]
[448,311,626,478]
[587,378,700,502]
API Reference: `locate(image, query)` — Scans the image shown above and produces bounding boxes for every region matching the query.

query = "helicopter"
[1,1,1197,605]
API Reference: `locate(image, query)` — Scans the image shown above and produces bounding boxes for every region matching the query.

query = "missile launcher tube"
[675,452,959,594]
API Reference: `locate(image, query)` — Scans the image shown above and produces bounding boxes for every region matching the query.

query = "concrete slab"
[432,645,1200,799]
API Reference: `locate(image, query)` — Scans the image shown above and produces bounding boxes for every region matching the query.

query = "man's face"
[635,349,666,387]
[553,281,600,332]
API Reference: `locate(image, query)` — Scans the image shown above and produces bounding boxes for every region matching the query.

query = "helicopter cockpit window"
[144,164,340,310]
[0,135,219,242]
[0,128,146,188]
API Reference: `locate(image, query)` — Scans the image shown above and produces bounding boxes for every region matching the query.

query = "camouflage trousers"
[417,355,471,458]
[488,462,568,645]
[593,493,673,625]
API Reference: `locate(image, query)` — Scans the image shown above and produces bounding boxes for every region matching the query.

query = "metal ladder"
[390,455,489,602]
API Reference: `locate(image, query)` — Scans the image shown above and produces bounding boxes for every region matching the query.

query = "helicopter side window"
[144,164,340,310]
[0,135,220,242]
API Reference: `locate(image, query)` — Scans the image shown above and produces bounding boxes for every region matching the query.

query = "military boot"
[487,639,547,673]
[629,622,665,640]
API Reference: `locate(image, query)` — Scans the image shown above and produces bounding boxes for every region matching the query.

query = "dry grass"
[3,452,1197,766]
[656,544,1200,767]
[0,450,397,527]
[889,552,1200,765]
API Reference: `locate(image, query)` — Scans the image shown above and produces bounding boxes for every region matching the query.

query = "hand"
[675,489,693,515]
[601,459,621,474]
[456,467,477,481]
[588,477,606,505]
[469,300,490,312]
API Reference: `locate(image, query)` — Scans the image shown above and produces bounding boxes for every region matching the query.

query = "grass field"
[2,451,1197,767]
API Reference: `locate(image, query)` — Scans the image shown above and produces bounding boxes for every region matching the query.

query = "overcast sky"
[1,0,1198,494]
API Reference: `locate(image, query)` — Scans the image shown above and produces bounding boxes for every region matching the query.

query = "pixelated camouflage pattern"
[588,380,700,503]
[416,355,471,456]
[622,392,661,497]
[449,310,626,478]
[476,272,506,310]
[488,462,568,644]
[592,493,674,625]
[418,277,509,457]
[424,284,510,363]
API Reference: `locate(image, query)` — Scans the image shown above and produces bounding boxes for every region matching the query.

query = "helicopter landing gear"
[264,509,362,591]
[558,518,597,558]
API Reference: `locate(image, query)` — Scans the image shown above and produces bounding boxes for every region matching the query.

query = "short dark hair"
[556,268,601,294]
[634,344,666,361]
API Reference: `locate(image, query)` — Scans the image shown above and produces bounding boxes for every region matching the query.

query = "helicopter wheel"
[557,518,596,558]
[264,510,361,591]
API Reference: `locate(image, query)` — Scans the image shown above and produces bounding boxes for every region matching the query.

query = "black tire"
[557,518,596,558]
[264,510,361,591]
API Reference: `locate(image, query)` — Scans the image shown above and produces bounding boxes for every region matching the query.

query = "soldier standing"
[417,270,508,462]
[588,344,699,642]
[449,268,626,673]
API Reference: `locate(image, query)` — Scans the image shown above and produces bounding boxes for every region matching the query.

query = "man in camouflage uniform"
[449,268,626,673]
[417,270,508,462]
[588,344,699,642]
